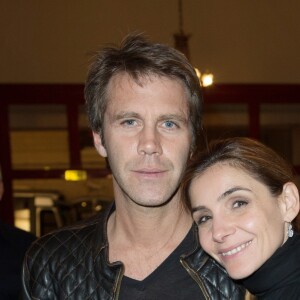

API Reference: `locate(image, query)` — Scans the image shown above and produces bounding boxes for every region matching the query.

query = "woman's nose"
[212,217,236,243]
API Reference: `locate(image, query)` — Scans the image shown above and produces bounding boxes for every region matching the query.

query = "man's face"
[93,73,192,207]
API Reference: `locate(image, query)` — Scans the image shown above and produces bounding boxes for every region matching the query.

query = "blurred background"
[0,0,299,236]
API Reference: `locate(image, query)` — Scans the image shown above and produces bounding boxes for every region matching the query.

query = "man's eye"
[163,120,177,129]
[232,200,248,208]
[122,119,136,126]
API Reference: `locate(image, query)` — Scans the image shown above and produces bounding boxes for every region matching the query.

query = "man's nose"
[137,126,162,156]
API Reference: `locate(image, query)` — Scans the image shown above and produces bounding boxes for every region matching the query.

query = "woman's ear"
[279,182,300,222]
[92,131,108,158]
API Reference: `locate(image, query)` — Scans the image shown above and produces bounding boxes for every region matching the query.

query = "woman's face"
[189,163,287,279]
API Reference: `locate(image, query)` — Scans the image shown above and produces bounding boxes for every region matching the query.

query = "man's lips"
[136,169,165,173]
[219,240,252,257]
[132,169,167,177]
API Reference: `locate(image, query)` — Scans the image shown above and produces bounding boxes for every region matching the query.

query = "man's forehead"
[103,73,190,122]
[108,72,188,94]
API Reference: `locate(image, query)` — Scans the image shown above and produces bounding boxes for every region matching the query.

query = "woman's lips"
[220,240,252,257]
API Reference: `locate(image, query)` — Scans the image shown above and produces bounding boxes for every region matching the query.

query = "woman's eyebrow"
[191,205,207,213]
[218,186,252,201]
[191,186,252,213]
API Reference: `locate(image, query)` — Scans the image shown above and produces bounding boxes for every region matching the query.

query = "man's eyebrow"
[191,186,252,213]
[158,113,188,123]
[112,112,188,123]
[113,111,140,120]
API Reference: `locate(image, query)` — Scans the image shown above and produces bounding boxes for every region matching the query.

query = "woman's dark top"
[241,233,300,299]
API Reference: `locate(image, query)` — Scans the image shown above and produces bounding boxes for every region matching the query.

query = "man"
[22,34,245,299]
[0,167,36,299]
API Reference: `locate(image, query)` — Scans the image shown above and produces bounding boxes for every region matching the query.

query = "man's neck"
[107,198,193,280]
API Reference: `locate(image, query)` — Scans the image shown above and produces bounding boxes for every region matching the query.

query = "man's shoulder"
[184,242,245,299]
[26,211,107,266]
[22,209,117,299]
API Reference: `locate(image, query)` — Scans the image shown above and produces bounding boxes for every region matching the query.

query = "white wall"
[1,0,300,83]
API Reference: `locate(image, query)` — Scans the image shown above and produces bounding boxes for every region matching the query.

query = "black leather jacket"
[22,205,245,299]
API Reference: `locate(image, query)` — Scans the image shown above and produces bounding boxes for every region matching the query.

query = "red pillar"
[0,102,14,224]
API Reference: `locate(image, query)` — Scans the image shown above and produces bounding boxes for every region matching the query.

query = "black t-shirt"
[119,227,205,300]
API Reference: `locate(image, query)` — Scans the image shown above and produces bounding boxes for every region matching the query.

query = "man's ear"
[92,131,107,158]
[279,182,300,222]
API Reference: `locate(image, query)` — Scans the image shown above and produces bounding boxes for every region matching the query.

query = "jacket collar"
[92,202,117,260]
[181,222,211,268]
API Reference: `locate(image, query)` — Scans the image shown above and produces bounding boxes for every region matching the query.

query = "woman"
[182,137,300,299]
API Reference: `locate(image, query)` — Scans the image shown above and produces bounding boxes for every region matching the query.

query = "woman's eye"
[233,200,248,208]
[196,215,212,226]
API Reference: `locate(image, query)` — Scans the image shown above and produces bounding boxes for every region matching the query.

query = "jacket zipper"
[113,261,210,299]
[112,266,124,300]
[180,258,211,300]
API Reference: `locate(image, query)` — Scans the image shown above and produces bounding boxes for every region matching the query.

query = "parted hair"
[182,137,297,210]
[84,33,204,151]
